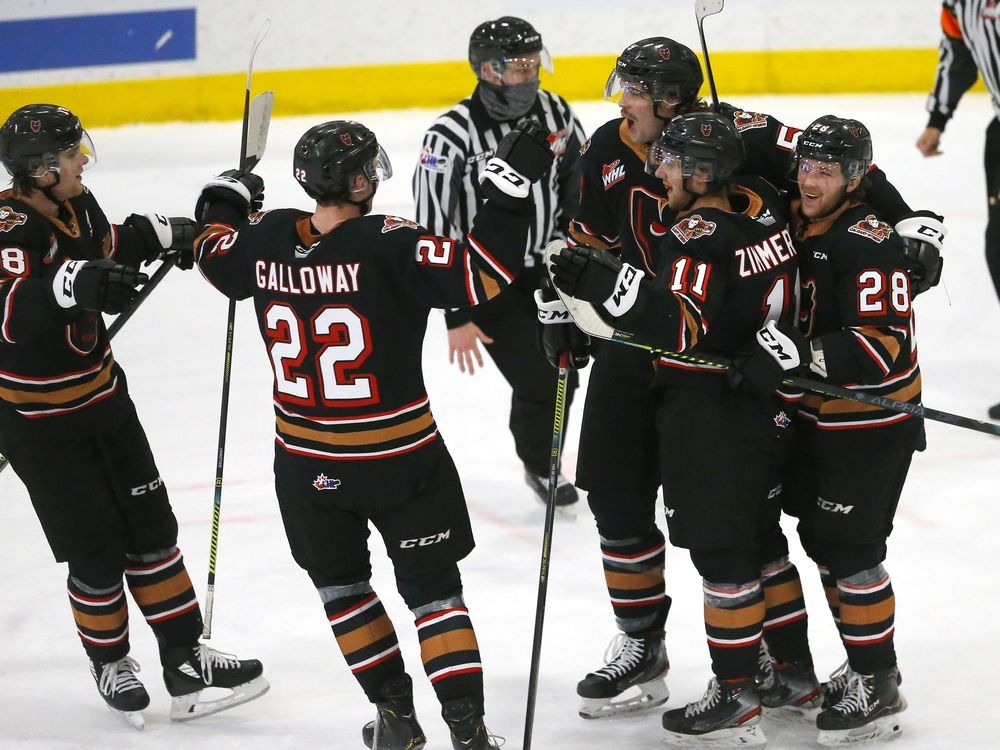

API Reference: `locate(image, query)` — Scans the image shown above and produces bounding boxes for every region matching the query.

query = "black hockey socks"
[759,556,812,663]
[68,575,129,663]
[599,528,670,633]
[321,582,405,703]
[124,546,202,655]
[412,596,484,706]
[703,579,766,680]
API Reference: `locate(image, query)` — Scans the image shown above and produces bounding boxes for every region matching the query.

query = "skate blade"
[106,704,145,730]
[170,675,270,722]
[579,677,669,719]
[663,723,767,748]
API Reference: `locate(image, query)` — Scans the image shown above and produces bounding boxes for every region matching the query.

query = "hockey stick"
[522,351,572,750]
[202,19,273,640]
[543,241,1000,439]
[0,257,176,476]
[695,0,724,109]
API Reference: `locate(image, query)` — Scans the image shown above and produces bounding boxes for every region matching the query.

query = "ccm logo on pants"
[400,530,451,548]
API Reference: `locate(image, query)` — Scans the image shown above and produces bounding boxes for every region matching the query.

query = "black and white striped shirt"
[927,0,1000,127]
[413,84,585,269]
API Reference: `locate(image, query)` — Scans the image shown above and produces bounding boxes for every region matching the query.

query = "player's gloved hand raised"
[49,259,149,315]
[195,169,265,224]
[124,213,198,269]
[534,283,590,370]
[480,118,555,203]
[728,320,811,396]
[895,210,945,295]
[550,244,646,318]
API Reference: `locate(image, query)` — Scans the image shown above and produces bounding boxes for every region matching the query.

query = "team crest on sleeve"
[382,216,420,233]
[418,146,449,173]
[602,159,626,190]
[847,214,893,243]
[248,210,267,224]
[0,206,27,232]
[579,137,592,156]
[731,110,769,132]
[671,214,718,244]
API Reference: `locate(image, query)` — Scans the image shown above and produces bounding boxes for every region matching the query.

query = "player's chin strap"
[541,239,1000,439]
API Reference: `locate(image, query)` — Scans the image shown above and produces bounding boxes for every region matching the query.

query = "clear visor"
[351,145,393,192]
[481,48,553,81]
[604,71,684,106]
[644,141,684,175]
[795,155,863,181]
[26,130,96,178]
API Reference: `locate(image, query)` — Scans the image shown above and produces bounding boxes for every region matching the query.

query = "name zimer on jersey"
[734,228,797,278]
[255,261,360,294]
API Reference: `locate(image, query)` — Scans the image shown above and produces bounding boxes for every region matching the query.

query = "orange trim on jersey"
[942,6,963,39]
[569,224,616,250]
[275,410,434,446]
[618,119,649,162]
[0,355,115,404]
[478,267,501,299]
[815,376,921,414]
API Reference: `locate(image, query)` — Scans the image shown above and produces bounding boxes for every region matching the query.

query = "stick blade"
[241,90,274,173]
[695,0,725,21]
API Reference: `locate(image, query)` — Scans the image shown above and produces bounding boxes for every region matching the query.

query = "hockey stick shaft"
[523,351,571,750]
[203,19,272,639]
[0,257,176,476]
[695,0,724,109]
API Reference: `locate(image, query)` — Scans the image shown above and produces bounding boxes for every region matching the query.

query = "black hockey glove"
[550,244,646,317]
[123,213,198,269]
[195,169,265,224]
[895,210,945,295]
[49,259,149,315]
[728,320,811,396]
[534,282,590,370]
[480,118,554,204]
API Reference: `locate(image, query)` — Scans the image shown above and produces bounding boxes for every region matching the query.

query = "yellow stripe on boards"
[0,48,968,128]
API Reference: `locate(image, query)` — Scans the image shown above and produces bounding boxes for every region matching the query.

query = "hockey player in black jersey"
[777,116,916,747]
[195,118,554,750]
[0,104,266,729]
[414,17,587,508]
[553,111,806,748]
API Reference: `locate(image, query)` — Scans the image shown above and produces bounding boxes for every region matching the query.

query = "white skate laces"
[94,656,143,697]
[685,678,724,717]
[599,633,644,679]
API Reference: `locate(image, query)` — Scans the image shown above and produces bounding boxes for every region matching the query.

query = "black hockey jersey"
[195,202,532,460]
[792,200,922,432]
[0,189,152,438]
[613,176,800,390]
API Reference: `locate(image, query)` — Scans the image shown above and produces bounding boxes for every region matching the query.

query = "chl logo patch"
[847,214,893,243]
[602,159,625,190]
[418,146,449,173]
[313,473,342,491]
[670,214,717,244]
[0,206,27,232]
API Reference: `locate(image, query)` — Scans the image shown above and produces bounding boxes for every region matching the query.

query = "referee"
[413,16,586,505]
[917,0,1000,417]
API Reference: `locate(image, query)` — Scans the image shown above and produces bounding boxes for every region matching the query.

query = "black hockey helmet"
[0,103,95,187]
[469,16,552,80]
[794,115,872,181]
[605,38,703,108]
[646,111,745,186]
[293,120,392,203]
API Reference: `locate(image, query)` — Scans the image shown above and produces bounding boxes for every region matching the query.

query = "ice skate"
[163,643,269,721]
[441,696,501,749]
[755,643,822,719]
[816,668,906,746]
[361,674,427,750]
[821,661,901,710]
[524,466,578,512]
[662,676,766,748]
[90,656,150,730]
[576,631,669,719]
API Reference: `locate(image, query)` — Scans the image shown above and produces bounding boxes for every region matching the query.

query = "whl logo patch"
[313,473,342,491]
[602,160,625,190]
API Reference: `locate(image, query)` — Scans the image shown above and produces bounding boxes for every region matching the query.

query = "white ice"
[2,94,998,750]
